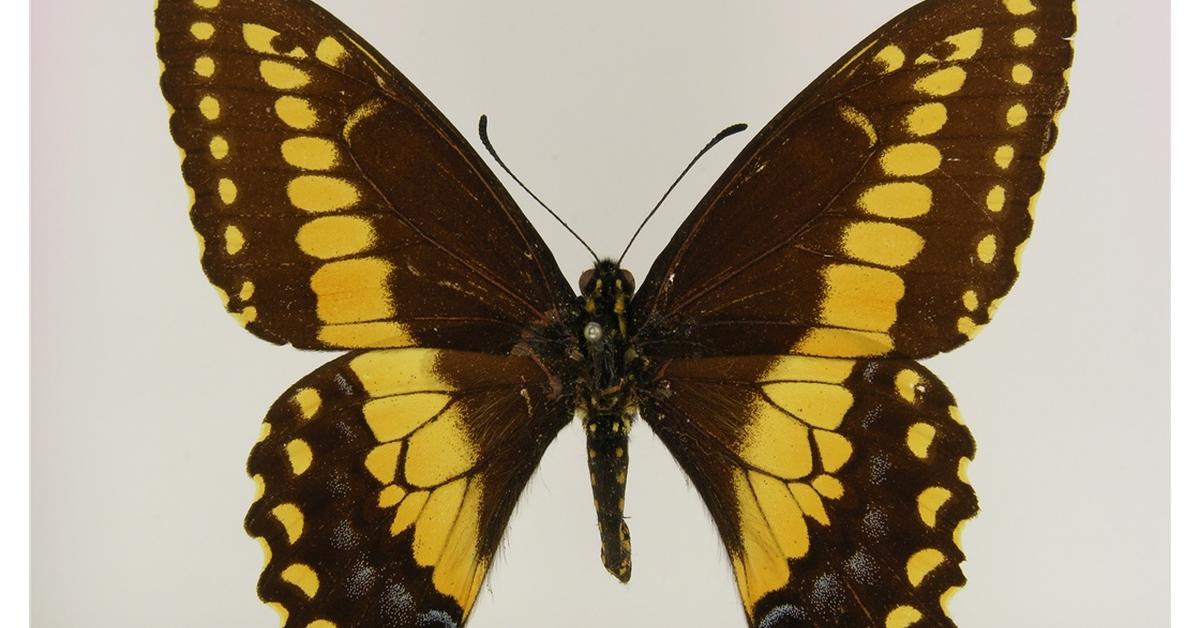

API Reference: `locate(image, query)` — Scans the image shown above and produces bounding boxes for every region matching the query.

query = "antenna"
[478,115,600,262]
[617,123,748,265]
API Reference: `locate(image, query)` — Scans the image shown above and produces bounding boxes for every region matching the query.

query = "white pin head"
[583,322,603,343]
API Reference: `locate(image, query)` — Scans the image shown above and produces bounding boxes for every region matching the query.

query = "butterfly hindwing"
[156,0,572,353]
[246,348,571,627]
[643,357,976,627]
[632,0,1076,360]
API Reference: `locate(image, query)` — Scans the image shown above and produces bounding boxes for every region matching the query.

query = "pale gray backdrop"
[32,1,1169,626]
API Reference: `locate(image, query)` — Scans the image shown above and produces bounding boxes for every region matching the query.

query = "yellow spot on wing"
[906,548,946,586]
[729,473,792,608]
[276,96,317,129]
[907,423,937,459]
[285,439,313,475]
[894,369,921,403]
[812,474,844,499]
[837,104,877,146]
[296,216,376,259]
[914,66,967,96]
[857,182,933,219]
[391,491,429,535]
[1007,103,1029,127]
[282,137,340,171]
[218,178,237,205]
[813,430,852,472]
[260,60,311,89]
[962,290,979,311]
[318,322,414,348]
[316,37,348,66]
[1013,27,1037,47]
[994,145,1015,169]
[904,103,948,137]
[267,603,288,627]
[223,225,244,254]
[199,95,220,120]
[194,0,219,8]
[1012,63,1034,85]
[190,22,214,40]
[873,44,905,72]
[795,329,894,357]
[293,388,321,419]
[194,56,215,77]
[1004,0,1037,15]
[941,586,963,613]
[818,264,905,332]
[379,484,407,508]
[270,503,304,544]
[761,356,855,384]
[740,400,813,479]
[281,563,320,598]
[288,175,361,212]
[242,24,307,58]
[986,185,1007,212]
[840,221,925,267]
[749,471,810,558]
[977,234,998,263]
[886,606,923,628]
[432,479,486,607]
[363,392,451,442]
[349,349,451,397]
[789,482,830,525]
[252,474,265,502]
[256,535,271,568]
[762,382,854,431]
[406,408,480,487]
[238,281,255,301]
[310,257,394,324]
[917,486,953,527]
[880,143,942,176]
[943,28,984,61]
[413,478,468,566]
[209,136,228,160]
[365,442,402,483]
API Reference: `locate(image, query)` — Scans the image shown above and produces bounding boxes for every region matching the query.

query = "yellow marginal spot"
[316,37,349,67]
[288,175,361,212]
[349,349,450,397]
[1012,63,1034,85]
[761,355,855,384]
[267,603,288,627]
[194,0,219,8]
[297,216,376,259]
[818,264,905,332]
[432,479,486,607]
[857,182,933,219]
[282,137,340,171]
[958,456,971,483]
[318,322,415,348]
[949,405,964,425]
[285,439,313,475]
[789,482,830,525]
[406,408,480,487]
[941,586,963,613]
[906,548,946,586]
[365,442,402,484]
[917,486,953,527]
[1007,103,1029,127]
[413,479,468,566]
[379,484,407,508]
[256,536,272,568]
[307,621,336,628]
[363,392,451,442]
[194,56,215,77]
[233,306,258,326]
[276,96,317,130]
[944,28,984,61]
[749,472,810,558]
[218,178,237,204]
[795,328,894,357]
[994,145,1015,169]
[880,143,942,176]
[894,368,921,404]
[730,473,792,607]
[281,563,320,598]
[907,422,937,459]
[873,44,905,72]
[239,281,255,301]
[977,234,998,263]
[955,293,978,317]
[293,387,321,419]
[311,257,394,324]
[213,285,230,307]
[739,400,813,479]
[223,225,244,255]
[209,136,229,160]
[763,382,854,431]
[195,232,205,257]
[904,103,948,137]
[986,185,1007,212]
[257,422,271,442]
[841,221,925,267]
[812,474,844,499]
[190,22,215,40]
[391,491,429,535]
[813,429,853,472]
[914,66,967,96]
[957,316,982,338]
[954,518,969,550]
[886,606,923,628]
[270,503,304,544]
[1013,27,1037,47]
[1004,0,1038,15]
[199,95,220,120]
[260,60,311,90]
[838,104,877,146]
[252,474,265,502]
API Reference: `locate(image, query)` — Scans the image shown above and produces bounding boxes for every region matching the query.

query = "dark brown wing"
[246,348,571,627]
[642,356,976,626]
[156,0,573,353]
[631,0,1076,360]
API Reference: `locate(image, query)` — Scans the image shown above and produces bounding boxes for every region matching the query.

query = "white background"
[30,1,1169,627]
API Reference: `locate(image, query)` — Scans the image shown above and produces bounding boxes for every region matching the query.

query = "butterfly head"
[578,260,635,342]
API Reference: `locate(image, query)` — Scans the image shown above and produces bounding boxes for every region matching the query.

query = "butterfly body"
[155,0,1075,625]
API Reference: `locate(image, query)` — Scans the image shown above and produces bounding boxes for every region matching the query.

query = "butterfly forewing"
[632,0,1075,360]
[247,348,570,627]
[156,0,572,353]
[643,357,976,626]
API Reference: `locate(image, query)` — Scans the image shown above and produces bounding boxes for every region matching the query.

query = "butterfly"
[155,0,1074,625]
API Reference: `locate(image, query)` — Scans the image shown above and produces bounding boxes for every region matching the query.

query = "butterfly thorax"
[574,259,644,582]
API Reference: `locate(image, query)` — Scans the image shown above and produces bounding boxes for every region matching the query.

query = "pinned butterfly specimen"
[155,0,1075,625]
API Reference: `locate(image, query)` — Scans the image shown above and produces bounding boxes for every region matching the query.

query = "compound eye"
[578,269,596,292]
[619,270,636,292]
